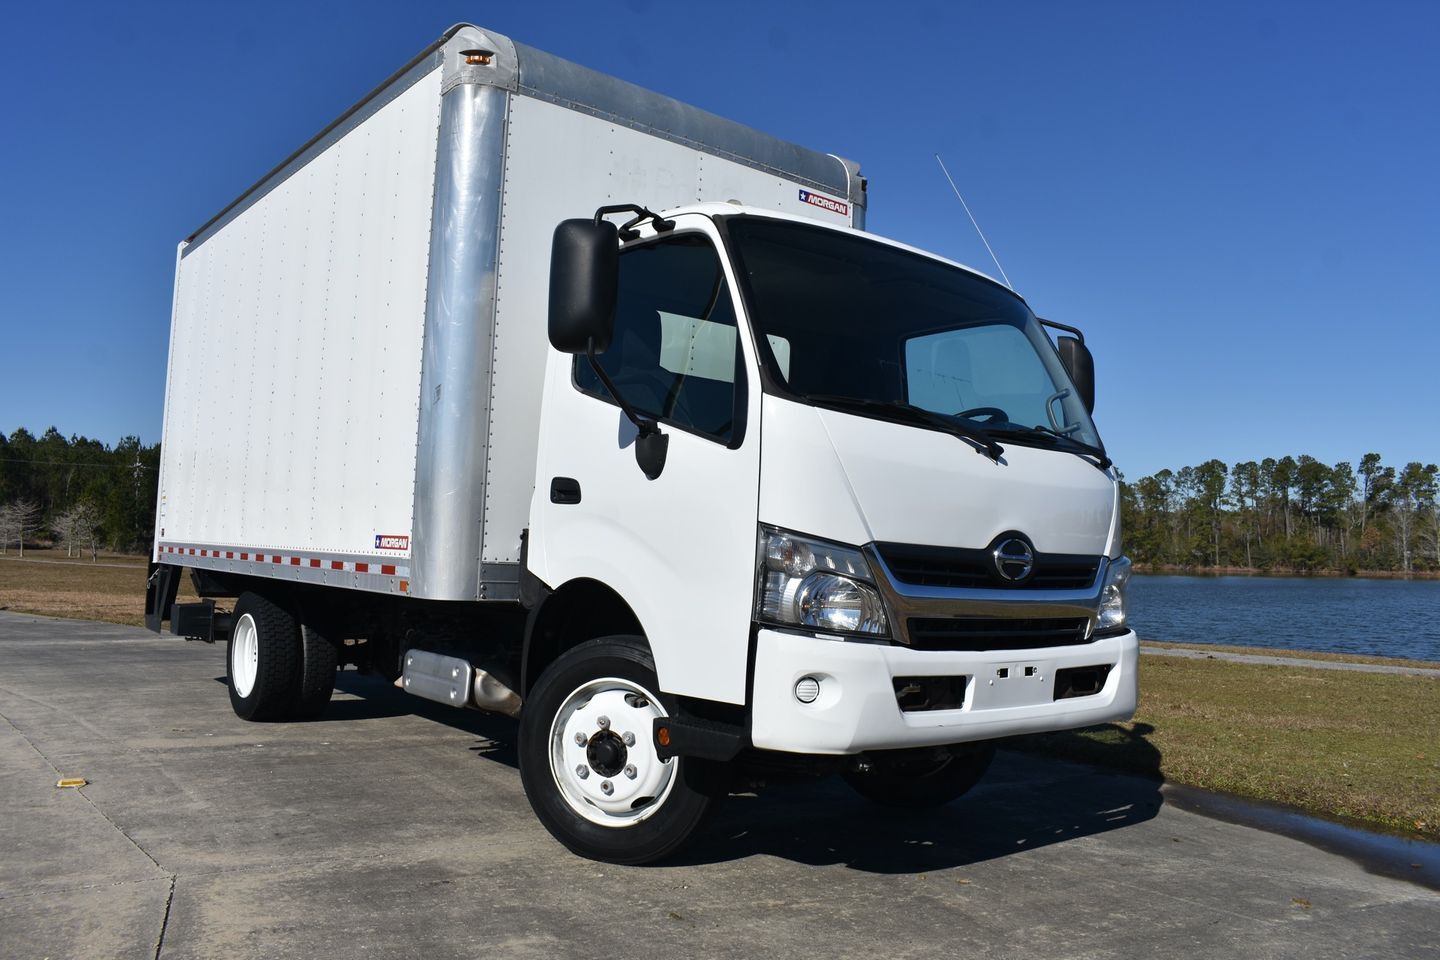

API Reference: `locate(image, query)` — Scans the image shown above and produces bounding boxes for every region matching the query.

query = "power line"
[0,457,157,469]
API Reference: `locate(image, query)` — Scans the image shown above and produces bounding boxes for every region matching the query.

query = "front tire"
[518,636,715,864]
[842,742,996,809]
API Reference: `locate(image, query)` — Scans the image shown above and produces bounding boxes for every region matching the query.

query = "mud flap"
[144,562,182,633]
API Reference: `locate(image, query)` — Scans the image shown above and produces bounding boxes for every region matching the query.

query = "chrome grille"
[875,542,1100,590]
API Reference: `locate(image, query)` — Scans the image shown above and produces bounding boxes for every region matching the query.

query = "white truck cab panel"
[529,215,764,706]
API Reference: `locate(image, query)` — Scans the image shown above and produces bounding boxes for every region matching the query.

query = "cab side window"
[575,234,741,444]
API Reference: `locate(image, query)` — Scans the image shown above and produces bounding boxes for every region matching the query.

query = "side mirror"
[1057,336,1095,414]
[548,215,669,481]
[548,219,618,353]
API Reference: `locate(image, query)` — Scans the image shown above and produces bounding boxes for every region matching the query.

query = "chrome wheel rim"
[548,676,675,827]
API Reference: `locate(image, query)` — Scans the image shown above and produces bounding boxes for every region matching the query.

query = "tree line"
[0,428,160,557]
[4,426,1437,575]
[1121,454,1440,575]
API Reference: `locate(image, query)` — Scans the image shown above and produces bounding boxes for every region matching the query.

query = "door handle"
[550,477,582,505]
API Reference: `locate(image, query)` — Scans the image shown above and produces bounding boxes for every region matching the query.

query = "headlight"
[1096,556,1132,633]
[756,527,889,637]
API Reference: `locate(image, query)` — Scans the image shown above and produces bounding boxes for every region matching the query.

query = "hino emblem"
[992,538,1035,582]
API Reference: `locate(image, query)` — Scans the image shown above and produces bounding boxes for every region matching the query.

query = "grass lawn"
[0,549,199,625]
[3,553,1436,839]
[1013,650,1440,840]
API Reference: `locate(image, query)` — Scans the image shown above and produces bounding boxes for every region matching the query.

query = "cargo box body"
[154,24,864,602]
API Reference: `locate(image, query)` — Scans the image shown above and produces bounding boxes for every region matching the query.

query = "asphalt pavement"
[1,611,1436,959]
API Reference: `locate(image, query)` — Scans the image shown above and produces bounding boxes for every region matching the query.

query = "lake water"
[1129,575,1440,662]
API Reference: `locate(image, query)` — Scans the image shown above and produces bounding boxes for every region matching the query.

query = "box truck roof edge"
[182,23,866,259]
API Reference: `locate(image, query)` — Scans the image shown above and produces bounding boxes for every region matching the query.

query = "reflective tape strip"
[157,543,410,578]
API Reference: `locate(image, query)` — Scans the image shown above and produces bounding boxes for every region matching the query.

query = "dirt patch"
[0,556,199,626]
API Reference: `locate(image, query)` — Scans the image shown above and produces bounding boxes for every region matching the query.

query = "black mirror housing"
[1057,336,1095,414]
[549,219,619,354]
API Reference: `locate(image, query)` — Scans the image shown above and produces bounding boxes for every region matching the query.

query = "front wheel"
[842,742,996,809]
[518,636,715,864]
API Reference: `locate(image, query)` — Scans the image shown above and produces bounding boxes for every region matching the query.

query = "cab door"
[530,215,763,705]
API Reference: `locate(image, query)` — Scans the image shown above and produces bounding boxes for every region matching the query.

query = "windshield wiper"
[805,395,1004,462]
[988,424,1111,470]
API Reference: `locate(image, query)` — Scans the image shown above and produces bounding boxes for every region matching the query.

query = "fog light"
[794,676,821,703]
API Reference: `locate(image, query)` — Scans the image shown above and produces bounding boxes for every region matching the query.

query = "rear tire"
[518,636,716,864]
[295,624,337,719]
[227,592,303,721]
[842,742,996,809]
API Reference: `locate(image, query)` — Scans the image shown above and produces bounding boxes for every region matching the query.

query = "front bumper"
[750,628,1138,754]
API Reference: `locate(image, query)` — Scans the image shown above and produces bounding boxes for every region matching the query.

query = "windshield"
[724,217,1103,451]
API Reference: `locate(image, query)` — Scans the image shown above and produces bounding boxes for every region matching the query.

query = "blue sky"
[1,0,1435,479]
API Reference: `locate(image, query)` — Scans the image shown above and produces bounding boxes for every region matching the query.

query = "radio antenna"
[934,153,1013,289]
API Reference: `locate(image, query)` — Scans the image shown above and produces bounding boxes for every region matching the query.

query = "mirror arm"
[1038,317,1084,345]
[586,338,669,481]
[586,339,660,439]
[592,203,676,242]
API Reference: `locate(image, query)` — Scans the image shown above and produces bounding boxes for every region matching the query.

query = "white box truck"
[147,23,1138,864]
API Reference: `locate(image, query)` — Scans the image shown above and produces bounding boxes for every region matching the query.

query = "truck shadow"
[681,743,1164,872]
[327,670,1163,872]
[329,670,521,767]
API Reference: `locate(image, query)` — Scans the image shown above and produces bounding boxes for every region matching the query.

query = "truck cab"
[520,203,1136,858]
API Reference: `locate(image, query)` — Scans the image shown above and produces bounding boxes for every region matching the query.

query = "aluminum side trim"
[511,40,850,195]
[157,542,411,596]
[158,544,522,602]
[410,82,509,601]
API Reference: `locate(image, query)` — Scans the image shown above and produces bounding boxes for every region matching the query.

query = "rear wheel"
[227,592,303,721]
[295,624,337,719]
[518,636,716,864]
[842,742,996,809]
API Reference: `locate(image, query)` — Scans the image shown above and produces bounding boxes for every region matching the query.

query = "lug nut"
[622,731,635,746]
[597,716,610,730]
[601,780,613,795]
[575,765,589,780]
[624,764,637,779]
[574,732,587,746]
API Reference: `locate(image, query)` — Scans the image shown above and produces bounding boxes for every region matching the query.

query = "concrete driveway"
[1,611,1435,959]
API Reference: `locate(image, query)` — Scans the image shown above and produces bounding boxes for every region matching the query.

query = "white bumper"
[750,628,1139,754]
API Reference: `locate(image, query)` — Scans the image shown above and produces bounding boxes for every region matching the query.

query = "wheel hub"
[585,730,628,777]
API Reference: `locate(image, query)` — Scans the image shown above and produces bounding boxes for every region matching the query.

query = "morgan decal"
[798,188,849,217]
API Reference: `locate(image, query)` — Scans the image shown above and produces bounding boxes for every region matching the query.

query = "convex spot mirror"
[548,219,619,354]
[1057,336,1095,414]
